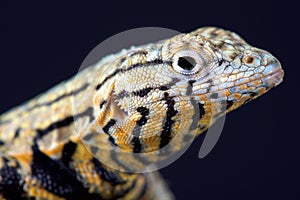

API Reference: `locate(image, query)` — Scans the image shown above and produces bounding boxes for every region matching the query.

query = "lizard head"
[161,27,284,129]
[89,27,284,156]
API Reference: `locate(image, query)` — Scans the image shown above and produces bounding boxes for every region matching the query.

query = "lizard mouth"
[262,68,284,87]
[261,56,284,87]
[190,69,284,99]
[154,69,285,102]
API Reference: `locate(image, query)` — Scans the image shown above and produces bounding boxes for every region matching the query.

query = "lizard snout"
[263,57,284,87]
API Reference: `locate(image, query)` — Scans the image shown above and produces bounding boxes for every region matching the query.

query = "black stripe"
[186,80,195,95]
[91,158,125,185]
[110,150,133,172]
[112,176,138,199]
[27,83,89,113]
[36,116,74,139]
[82,132,95,141]
[131,136,142,153]
[133,87,153,97]
[90,146,99,155]
[102,119,118,146]
[249,92,257,97]
[133,177,148,200]
[186,97,201,142]
[116,87,155,99]
[136,107,149,126]
[13,128,21,139]
[115,90,127,99]
[218,60,224,66]
[95,59,171,91]
[99,100,107,109]
[159,92,178,149]
[61,141,77,166]
[108,136,118,146]
[132,153,151,165]
[102,119,116,133]
[36,107,94,140]
[116,78,179,99]
[226,100,234,110]
[198,103,206,119]
[0,158,25,199]
[159,85,169,91]
[95,68,121,90]
[31,142,103,199]
[130,107,150,153]
[189,98,199,131]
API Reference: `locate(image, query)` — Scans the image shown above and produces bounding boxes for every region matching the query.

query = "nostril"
[244,56,254,64]
[269,57,281,67]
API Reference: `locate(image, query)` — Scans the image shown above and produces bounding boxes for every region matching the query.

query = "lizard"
[0,27,284,200]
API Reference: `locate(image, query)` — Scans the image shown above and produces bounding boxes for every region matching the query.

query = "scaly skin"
[0,27,284,199]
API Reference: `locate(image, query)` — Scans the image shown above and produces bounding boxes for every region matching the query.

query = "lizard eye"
[172,49,202,75]
[177,56,196,70]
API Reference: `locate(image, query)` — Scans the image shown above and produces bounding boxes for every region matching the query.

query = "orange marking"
[233,93,242,99]
[12,153,33,172]
[252,80,262,86]
[39,142,65,158]
[222,89,231,97]
[239,84,248,90]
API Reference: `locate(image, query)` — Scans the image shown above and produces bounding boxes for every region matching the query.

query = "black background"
[1,1,299,199]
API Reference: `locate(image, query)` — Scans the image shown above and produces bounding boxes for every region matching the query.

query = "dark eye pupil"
[177,56,196,70]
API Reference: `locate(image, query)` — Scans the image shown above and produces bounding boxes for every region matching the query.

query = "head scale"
[92,27,284,154]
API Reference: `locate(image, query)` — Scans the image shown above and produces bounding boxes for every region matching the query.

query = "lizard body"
[0,27,284,199]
